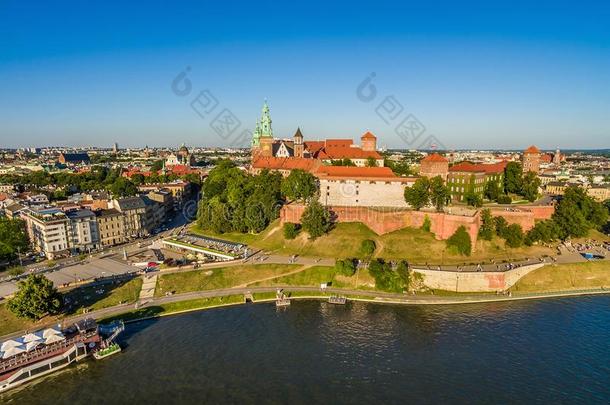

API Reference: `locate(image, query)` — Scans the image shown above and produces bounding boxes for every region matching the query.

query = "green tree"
[521,171,541,202]
[446,226,472,256]
[150,160,164,172]
[429,176,450,212]
[108,177,138,197]
[504,162,523,194]
[360,239,376,258]
[7,274,62,320]
[301,200,331,239]
[484,180,501,201]
[281,169,318,202]
[494,216,509,237]
[0,217,29,263]
[335,259,357,276]
[404,177,430,210]
[464,191,483,207]
[368,259,406,292]
[478,209,495,241]
[131,173,145,185]
[283,223,300,239]
[385,158,413,176]
[504,224,524,248]
[366,157,378,167]
[525,220,561,245]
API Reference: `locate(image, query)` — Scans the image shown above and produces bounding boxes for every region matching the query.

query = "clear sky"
[1,0,609,150]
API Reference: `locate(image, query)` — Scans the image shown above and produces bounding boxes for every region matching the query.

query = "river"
[3,297,610,404]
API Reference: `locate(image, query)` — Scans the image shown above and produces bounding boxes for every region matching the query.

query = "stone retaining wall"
[413,263,545,292]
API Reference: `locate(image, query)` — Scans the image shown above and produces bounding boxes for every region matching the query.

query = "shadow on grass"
[62,277,140,316]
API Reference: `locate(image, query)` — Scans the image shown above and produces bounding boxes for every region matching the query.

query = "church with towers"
[250,101,385,173]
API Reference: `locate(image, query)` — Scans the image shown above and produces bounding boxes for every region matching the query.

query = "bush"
[446,226,472,256]
[496,195,512,204]
[360,239,376,258]
[465,192,483,208]
[335,259,357,276]
[421,215,431,232]
[283,223,300,240]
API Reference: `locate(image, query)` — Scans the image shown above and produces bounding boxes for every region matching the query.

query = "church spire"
[260,100,273,138]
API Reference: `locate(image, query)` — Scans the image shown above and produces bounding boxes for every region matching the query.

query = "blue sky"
[1,0,609,149]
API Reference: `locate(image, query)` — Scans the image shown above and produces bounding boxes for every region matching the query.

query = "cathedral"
[251,101,384,168]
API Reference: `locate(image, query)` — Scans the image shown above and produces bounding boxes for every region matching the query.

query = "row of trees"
[0,165,203,201]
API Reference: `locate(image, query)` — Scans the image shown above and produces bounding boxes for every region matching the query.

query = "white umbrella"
[1,338,23,352]
[25,341,41,351]
[2,345,26,359]
[23,332,43,343]
[42,328,62,338]
[44,334,65,344]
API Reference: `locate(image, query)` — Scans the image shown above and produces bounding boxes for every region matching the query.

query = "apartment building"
[21,208,71,259]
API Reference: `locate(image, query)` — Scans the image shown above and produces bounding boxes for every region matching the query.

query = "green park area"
[0,278,143,337]
[192,221,557,265]
[154,264,300,297]
[512,261,610,293]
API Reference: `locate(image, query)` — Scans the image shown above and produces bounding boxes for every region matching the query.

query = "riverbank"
[97,286,610,326]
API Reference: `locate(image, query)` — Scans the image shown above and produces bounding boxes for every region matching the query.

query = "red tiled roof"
[324,139,353,148]
[449,161,507,174]
[524,145,540,154]
[252,157,321,172]
[361,131,377,140]
[421,153,448,163]
[540,154,552,163]
[315,146,381,160]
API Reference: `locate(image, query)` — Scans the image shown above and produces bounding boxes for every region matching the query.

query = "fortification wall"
[413,263,545,292]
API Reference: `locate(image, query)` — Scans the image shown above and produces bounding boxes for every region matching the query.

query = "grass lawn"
[0,303,38,337]
[252,265,377,290]
[512,261,610,293]
[155,264,300,297]
[63,277,143,315]
[99,295,245,324]
[205,220,556,265]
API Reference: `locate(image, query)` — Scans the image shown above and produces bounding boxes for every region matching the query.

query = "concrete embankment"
[412,263,545,292]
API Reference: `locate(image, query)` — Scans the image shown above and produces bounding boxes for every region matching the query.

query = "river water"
[3,297,610,404]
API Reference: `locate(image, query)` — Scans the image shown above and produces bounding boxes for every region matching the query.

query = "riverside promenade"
[3,283,610,342]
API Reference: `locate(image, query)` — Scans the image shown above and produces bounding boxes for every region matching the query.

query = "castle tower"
[361,131,377,152]
[293,127,304,158]
[522,145,541,174]
[553,148,561,165]
[256,101,274,157]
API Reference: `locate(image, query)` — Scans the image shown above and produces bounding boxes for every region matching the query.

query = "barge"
[0,318,123,393]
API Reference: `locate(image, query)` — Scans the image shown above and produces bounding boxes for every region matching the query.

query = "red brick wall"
[281,204,480,244]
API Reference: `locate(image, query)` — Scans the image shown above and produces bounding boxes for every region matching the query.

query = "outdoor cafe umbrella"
[1,338,23,352]
[2,345,26,359]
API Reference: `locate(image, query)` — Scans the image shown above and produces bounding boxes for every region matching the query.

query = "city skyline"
[1,1,609,149]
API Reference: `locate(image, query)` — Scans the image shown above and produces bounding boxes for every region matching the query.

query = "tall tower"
[522,145,541,174]
[293,127,304,158]
[553,148,561,165]
[258,101,274,157]
[361,131,377,152]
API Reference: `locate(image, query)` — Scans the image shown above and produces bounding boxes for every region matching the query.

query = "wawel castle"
[250,101,416,208]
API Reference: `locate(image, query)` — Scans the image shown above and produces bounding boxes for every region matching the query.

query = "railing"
[0,330,96,373]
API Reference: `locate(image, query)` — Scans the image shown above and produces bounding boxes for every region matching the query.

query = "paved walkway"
[139,274,158,301]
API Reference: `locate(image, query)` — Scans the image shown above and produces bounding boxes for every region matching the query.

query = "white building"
[21,208,71,259]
